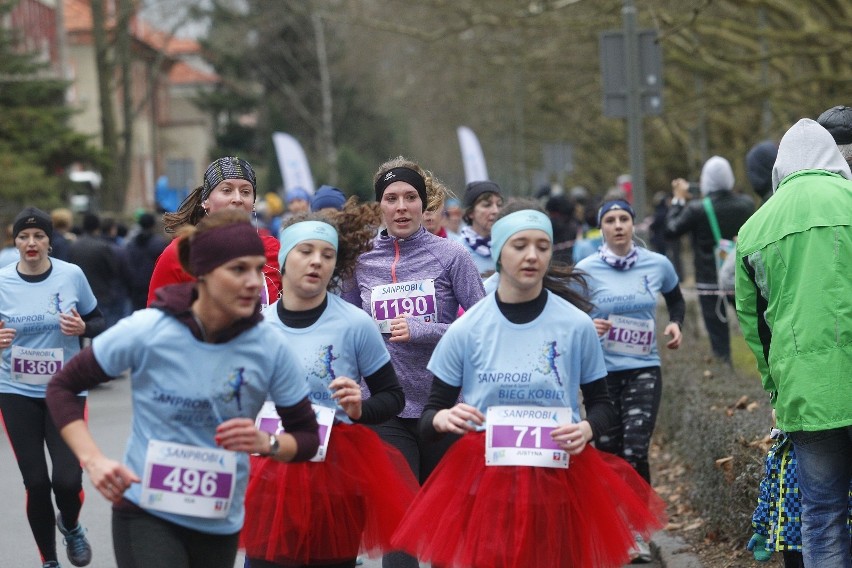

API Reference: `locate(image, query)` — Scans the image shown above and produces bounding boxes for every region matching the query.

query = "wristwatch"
[264,434,279,457]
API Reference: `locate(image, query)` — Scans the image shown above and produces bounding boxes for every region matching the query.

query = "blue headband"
[597,200,635,227]
[490,210,553,272]
[278,221,339,268]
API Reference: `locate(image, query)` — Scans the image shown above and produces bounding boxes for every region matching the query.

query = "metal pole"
[622,0,646,219]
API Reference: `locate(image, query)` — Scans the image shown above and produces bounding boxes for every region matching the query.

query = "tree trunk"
[312,12,337,186]
[90,0,119,211]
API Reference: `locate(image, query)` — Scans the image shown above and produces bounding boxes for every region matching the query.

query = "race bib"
[255,401,335,462]
[604,315,654,356]
[140,440,237,519]
[10,346,63,385]
[370,279,437,333]
[485,405,570,469]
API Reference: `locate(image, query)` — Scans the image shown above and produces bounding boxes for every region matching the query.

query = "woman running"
[575,199,684,482]
[243,203,418,567]
[341,157,484,568]
[46,210,319,568]
[0,206,105,568]
[391,201,668,568]
[147,156,281,307]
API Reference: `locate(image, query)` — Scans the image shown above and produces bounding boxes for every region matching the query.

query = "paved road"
[0,378,659,567]
[0,379,397,568]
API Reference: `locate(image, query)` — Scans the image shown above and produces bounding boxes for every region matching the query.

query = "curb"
[651,532,704,568]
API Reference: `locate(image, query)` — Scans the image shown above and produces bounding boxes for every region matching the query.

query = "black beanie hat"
[13,207,53,242]
[463,180,502,209]
[817,105,852,145]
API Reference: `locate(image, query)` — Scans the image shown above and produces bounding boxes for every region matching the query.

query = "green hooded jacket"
[735,119,852,432]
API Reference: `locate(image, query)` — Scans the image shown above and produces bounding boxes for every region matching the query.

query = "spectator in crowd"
[125,212,167,311]
[285,188,312,218]
[444,198,463,238]
[544,194,578,264]
[817,104,852,167]
[665,156,754,363]
[49,208,76,262]
[735,118,852,568]
[69,213,130,329]
[746,140,779,203]
[310,185,347,213]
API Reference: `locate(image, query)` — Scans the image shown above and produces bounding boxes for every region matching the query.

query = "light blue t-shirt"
[427,290,607,424]
[92,309,309,535]
[0,260,97,398]
[575,247,679,372]
[262,294,390,423]
[0,247,18,268]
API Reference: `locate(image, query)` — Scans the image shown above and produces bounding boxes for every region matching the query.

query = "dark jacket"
[68,234,124,305]
[664,190,754,285]
[125,231,167,310]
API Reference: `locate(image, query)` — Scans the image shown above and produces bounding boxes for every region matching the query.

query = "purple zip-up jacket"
[342,226,485,417]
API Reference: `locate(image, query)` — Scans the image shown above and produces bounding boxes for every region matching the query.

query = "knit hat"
[745,140,778,199]
[310,185,346,211]
[463,180,502,209]
[817,105,852,145]
[286,187,312,205]
[202,157,257,201]
[13,207,53,242]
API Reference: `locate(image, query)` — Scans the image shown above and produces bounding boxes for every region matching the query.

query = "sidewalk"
[651,532,704,568]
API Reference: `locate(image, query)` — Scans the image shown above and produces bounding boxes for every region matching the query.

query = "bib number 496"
[158,467,222,497]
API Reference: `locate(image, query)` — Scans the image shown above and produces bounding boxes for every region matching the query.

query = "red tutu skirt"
[391,432,667,568]
[241,423,418,564]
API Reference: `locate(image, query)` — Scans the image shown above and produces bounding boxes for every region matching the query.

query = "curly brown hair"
[175,209,254,276]
[425,174,455,213]
[280,196,381,289]
[496,198,592,313]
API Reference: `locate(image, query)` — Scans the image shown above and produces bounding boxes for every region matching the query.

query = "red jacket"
[146,231,281,306]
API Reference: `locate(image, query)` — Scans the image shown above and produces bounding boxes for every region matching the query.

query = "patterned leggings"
[596,366,662,483]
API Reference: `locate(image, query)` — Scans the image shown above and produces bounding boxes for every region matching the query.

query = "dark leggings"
[698,292,733,361]
[370,416,460,568]
[595,366,663,483]
[112,506,239,568]
[0,393,85,563]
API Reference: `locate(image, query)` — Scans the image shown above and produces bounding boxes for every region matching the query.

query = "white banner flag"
[457,126,489,183]
[272,132,315,194]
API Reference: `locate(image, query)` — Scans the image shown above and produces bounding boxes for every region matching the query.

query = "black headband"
[374,167,428,212]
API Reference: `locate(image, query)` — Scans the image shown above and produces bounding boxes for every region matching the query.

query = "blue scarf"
[461,225,492,258]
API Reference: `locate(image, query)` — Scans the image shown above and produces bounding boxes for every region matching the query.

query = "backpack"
[702,197,736,293]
